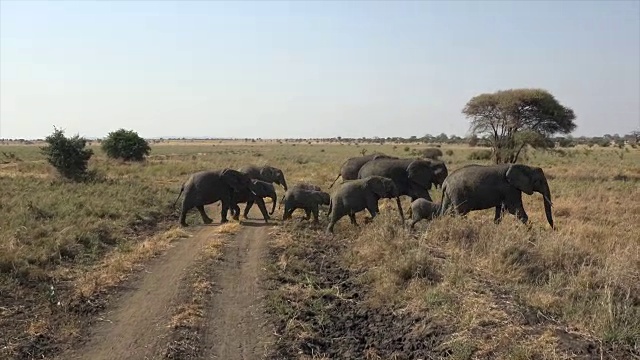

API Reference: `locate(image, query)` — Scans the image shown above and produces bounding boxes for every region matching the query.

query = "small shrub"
[422,148,443,159]
[41,127,94,181]
[101,129,151,162]
[467,149,492,160]
[445,149,454,156]
[404,146,411,152]
[468,135,479,147]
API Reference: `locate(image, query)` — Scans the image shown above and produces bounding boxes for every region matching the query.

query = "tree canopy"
[462,88,577,163]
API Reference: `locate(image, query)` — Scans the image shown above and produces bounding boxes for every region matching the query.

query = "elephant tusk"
[542,194,554,207]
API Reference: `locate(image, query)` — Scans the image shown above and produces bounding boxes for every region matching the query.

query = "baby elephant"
[282,188,331,223]
[408,198,441,229]
[326,175,403,234]
[279,182,323,209]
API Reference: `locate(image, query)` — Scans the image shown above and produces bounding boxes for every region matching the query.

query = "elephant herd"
[173,152,555,234]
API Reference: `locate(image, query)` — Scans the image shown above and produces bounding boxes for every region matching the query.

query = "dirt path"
[55,208,274,360]
[200,222,274,359]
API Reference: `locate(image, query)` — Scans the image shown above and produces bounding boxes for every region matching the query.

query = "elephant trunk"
[279,176,288,191]
[539,180,554,229]
[270,195,277,215]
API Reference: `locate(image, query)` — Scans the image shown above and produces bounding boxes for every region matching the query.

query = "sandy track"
[200,222,274,359]
[55,208,273,360]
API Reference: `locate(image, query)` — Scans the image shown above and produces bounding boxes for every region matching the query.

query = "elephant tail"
[172,184,185,208]
[328,173,341,189]
[328,159,349,189]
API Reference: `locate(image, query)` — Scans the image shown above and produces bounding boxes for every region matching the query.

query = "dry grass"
[1,140,638,358]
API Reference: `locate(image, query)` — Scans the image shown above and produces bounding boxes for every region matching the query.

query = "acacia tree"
[462,88,577,163]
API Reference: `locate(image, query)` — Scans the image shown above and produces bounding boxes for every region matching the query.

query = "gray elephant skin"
[239,165,288,191]
[326,175,403,233]
[357,158,448,202]
[439,163,554,229]
[230,179,277,220]
[279,182,323,209]
[174,169,264,227]
[282,188,331,223]
[408,198,441,229]
[328,153,398,189]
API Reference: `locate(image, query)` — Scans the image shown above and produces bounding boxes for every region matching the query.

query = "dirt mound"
[265,223,451,359]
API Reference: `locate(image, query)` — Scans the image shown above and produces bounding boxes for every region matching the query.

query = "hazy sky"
[1,0,639,139]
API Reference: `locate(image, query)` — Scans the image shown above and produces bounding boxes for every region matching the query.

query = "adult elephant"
[328,153,398,189]
[357,158,448,202]
[439,164,554,229]
[238,165,288,191]
[173,168,268,227]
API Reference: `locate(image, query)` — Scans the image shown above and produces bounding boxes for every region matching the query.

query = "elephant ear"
[259,166,274,180]
[367,177,388,198]
[506,165,534,195]
[407,160,432,188]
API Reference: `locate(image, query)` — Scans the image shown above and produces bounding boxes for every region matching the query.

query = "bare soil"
[54,209,274,360]
[264,223,452,360]
[200,223,274,359]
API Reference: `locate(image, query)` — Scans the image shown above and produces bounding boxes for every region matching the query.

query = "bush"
[41,127,94,181]
[445,149,454,156]
[422,148,443,159]
[101,129,151,162]
[467,149,492,160]
[468,135,479,147]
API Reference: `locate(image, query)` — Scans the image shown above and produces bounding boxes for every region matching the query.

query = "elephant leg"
[364,195,379,223]
[311,205,320,224]
[179,204,190,227]
[253,197,270,223]
[494,205,504,224]
[219,201,230,223]
[349,213,358,226]
[244,200,254,219]
[303,208,311,221]
[505,202,528,224]
[197,205,213,224]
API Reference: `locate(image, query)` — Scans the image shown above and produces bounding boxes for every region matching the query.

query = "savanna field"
[1,141,638,359]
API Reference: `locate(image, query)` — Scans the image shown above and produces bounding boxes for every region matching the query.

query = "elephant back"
[357,158,412,184]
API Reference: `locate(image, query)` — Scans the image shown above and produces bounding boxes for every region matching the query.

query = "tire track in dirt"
[55,224,219,360]
[200,220,274,360]
[54,205,275,360]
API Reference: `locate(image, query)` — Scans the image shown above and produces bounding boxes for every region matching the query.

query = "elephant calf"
[282,188,331,223]
[408,198,441,229]
[230,179,277,220]
[279,182,323,209]
[326,175,402,234]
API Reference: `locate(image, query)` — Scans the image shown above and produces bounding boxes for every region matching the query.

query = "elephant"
[173,168,268,226]
[278,182,322,209]
[408,198,441,229]
[229,179,277,220]
[282,188,331,223]
[439,163,554,229]
[326,175,403,233]
[328,153,398,189]
[357,158,448,202]
[238,165,288,191]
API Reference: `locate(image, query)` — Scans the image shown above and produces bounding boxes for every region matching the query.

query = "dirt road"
[56,210,274,360]
[201,223,274,359]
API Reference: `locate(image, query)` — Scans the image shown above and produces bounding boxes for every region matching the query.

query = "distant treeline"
[2,131,638,148]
